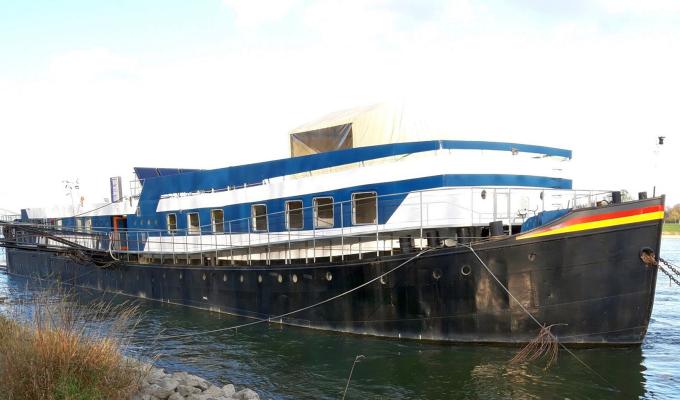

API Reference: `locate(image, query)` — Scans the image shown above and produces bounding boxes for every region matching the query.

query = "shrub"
[0,287,144,400]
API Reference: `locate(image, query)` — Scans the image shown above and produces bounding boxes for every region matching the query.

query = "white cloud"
[598,0,680,15]
[1,1,680,211]
[222,0,302,28]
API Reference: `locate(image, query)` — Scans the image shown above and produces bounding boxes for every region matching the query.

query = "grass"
[663,223,680,235]
[0,287,145,400]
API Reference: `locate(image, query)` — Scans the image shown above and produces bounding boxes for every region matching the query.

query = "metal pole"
[313,211,316,263]
[229,220,234,265]
[508,189,512,235]
[287,222,291,265]
[199,228,203,265]
[248,218,251,266]
[172,230,176,264]
[340,202,344,261]
[375,195,379,258]
[419,191,424,250]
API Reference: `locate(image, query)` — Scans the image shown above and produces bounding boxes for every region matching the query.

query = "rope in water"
[157,247,436,340]
[459,243,617,391]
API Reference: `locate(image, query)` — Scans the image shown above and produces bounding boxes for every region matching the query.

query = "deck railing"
[3,187,613,266]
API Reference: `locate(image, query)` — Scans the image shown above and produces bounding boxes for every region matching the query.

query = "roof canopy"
[289,103,420,157]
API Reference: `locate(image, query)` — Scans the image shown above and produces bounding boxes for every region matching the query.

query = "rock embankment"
[132,366,260,400]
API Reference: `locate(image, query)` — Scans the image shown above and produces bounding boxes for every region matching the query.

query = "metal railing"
[3,187,613,266]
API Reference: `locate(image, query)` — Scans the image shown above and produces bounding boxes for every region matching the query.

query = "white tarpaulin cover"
[289,103,435,157]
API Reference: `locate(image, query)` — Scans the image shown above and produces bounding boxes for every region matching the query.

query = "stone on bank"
[131,365,260,400]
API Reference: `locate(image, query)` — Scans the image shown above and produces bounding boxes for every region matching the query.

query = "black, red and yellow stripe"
[517,204,664,240]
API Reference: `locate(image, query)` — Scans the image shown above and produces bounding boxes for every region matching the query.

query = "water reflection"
[2,239,680,399]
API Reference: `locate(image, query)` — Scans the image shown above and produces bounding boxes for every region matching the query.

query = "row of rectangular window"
[165,192,377,234]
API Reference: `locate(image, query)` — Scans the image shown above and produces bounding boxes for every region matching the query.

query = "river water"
[1,239,679,399]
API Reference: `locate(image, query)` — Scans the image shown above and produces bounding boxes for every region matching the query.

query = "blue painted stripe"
[137,140,572,212]
[127,174,572,239]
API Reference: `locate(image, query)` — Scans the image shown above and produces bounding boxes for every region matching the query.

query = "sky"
[0,0,679,213]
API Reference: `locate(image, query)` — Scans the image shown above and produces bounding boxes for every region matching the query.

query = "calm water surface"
[1,239,679,399]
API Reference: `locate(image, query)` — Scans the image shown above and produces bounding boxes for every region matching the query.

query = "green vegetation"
[663,223,680,235]
[0,289,143,400]
[666,204,680,224]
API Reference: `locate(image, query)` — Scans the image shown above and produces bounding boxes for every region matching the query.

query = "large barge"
[0,106,664,344]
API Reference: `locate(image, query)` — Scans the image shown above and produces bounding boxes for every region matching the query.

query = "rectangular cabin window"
[285,200,303,230]
[251,204,268,231]
[313,197,334,228]
[187,212,200,235]
[211,209,224,233]
[83,218,92,232]
[352,192,377,225]
[75,218,83,231]
[167,213,177,234]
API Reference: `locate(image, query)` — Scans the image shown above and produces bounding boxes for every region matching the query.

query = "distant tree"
[666,204,680,223]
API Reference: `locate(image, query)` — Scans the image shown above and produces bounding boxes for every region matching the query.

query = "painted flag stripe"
[517,206,664,240]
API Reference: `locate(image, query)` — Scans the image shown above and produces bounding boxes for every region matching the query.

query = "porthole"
[292,274,298,283]
[380,276,387,285]
[528,252,536,262]
[461,265,471,276]
[277,274,283,283]
[258,275,263,283]
[432,269,442,280]
[325,272,333,281]
[202,273,206,281]
[223,274,227,282]
[240,275,244,283]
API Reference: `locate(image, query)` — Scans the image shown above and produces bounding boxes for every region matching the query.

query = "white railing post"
[507,189,512,235]
[375,195,379,258]
[419,191,424,250]
[340,201,344,261]
[229,220,234,265]
[247,218,251,266]
[266,227,270,266]
[199,229,203,265]
[287,223,291,265]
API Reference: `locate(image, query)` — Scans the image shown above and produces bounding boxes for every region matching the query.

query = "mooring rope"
[459,243,617,390]
[157,247,436,340]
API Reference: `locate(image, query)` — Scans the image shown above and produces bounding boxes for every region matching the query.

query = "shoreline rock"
[131,364,260,400]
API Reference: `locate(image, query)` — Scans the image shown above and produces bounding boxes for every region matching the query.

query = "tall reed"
[0,286,144,400]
